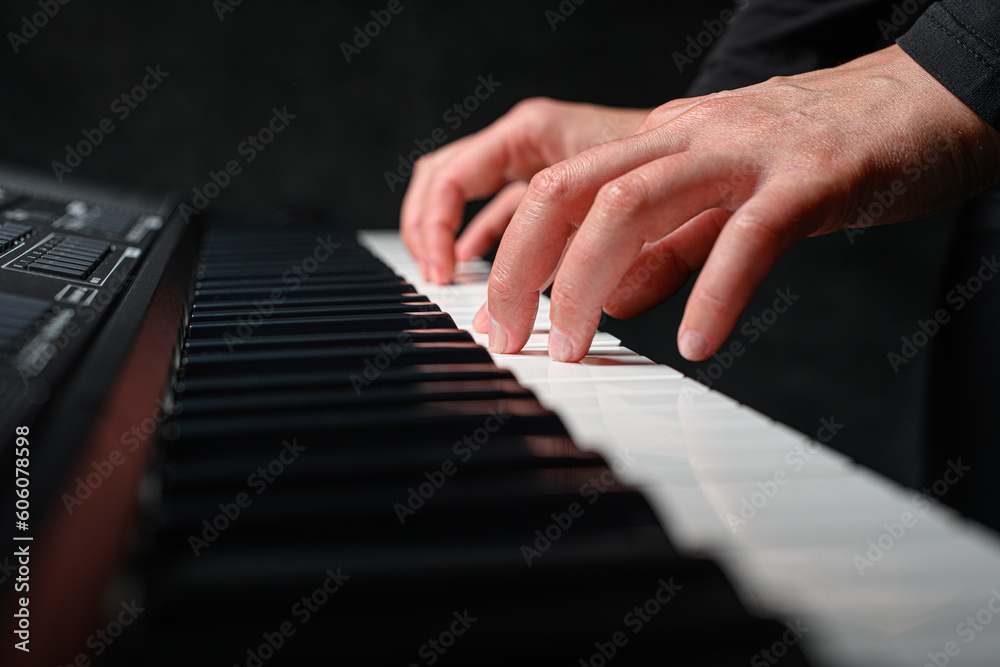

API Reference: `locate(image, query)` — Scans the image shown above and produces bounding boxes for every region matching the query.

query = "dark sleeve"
[897,0,1000,130]
[685,0,901,96]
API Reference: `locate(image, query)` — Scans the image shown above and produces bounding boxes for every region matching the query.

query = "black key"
[185,328,473,353]
[179,341,492,378]
[166,397,566,444]
[186,312,457,338]
[173,363,516,393]
[159,434,599,481]
[188,301,441,322]
[174,378,534,415]
[195,272,401,288]
[190,293,431,311]
[192,281,418,300]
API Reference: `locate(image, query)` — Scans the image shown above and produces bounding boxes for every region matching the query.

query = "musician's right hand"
[400,99,648,284]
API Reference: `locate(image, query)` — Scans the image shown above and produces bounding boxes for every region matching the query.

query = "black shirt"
[898,0,1000,129]
[687,0,1000,132]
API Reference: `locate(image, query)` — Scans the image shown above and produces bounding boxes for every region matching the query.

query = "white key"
[361,230,1000,667]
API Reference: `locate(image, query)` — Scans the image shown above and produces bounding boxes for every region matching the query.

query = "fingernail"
[678,329,710,361]
[489,317,509,353]
[433,262,447,284]
[548,326,575,362]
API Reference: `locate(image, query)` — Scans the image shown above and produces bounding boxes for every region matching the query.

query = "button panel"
[13,235,111,280]
[0,222,34,254]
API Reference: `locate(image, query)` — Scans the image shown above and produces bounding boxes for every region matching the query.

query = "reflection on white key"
[491,350,683,383]
[469,330,622,353]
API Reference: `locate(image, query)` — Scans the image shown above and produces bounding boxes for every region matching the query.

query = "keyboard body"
[0,166,996,666]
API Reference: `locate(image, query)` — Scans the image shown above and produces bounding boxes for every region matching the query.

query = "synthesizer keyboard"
[0,175,811,666]
[360,231,1000,667]
[0,164,997,666]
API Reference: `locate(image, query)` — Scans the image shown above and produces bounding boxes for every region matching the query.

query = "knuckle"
[550,279,592,319]
[528,165,571,203]
[686,95,738,121]
[425,168,469,206]
[509,96,557,122]
[487,268,518,304]
[639,107,672,131]
[596,176,649,218]
[634,119,654,135]
[505,98,561,154]
[435,170,462,195]
[696,288,731,319]
[729,211,783,249]
[412,152,435,175]
[641,96,698,131]
[424,216,450,233]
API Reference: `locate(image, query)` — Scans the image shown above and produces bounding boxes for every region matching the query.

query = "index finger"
[399,111,552,283]
[487,129,688,353]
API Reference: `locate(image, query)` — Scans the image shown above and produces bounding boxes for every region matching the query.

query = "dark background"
[0,0,957,488]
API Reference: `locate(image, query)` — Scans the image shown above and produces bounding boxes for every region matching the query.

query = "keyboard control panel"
[0,179,172,431]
